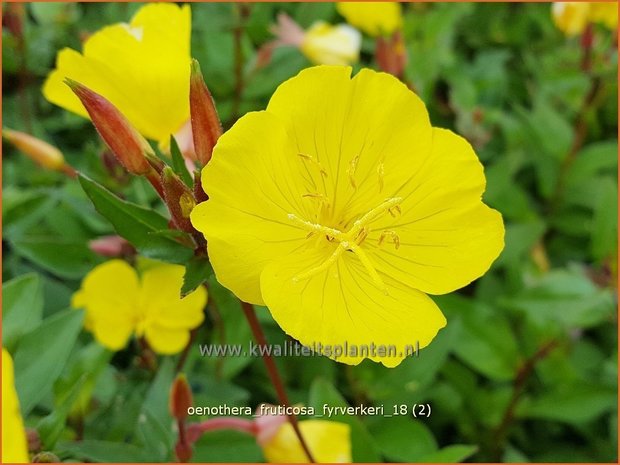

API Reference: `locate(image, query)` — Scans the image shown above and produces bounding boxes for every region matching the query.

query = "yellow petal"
[191,111,311,304]
[144,324,190,355]
[2,349,29,463]
[589,2,618,29]
[139,263,207,330]
[71,259,140,351]
[262,420,351,463]
[260,246,446,367]
[552,2,591,36]
[266,66,432,219]
[336,2,402,37]
[301,22,361,66]
[42,3,191,147]
[369,128,504,295]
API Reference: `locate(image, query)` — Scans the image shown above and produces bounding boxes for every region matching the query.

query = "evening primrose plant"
[8,3,615,463]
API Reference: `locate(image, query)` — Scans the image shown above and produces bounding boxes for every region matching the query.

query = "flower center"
[287,196,402,295]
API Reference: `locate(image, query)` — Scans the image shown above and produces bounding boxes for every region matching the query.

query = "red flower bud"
[65,79,152,175]
[169,373,193,421]
[190,59,222,166]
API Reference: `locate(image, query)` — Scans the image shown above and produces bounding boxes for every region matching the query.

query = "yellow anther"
[347,155,359,189]
[377,162,385,193]
[378,230,400,249]
[302,192,331,208]
[355,227,369,245]
[298,153,328,177]
[388,205,401,218]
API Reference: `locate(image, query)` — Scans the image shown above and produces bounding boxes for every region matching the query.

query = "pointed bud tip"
[63,77,81,92]
[190,58,203,79]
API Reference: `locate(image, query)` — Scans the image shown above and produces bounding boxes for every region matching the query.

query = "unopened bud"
[375,31,407,79]
[162,167,196,233]
[190,59,222,166]
[3,128,68,172]
[65,79,152,175]
[89,235,133,257]
[169,373,193,421]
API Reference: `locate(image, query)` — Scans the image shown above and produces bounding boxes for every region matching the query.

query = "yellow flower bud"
[3,128,66,171]
[300,22,361,66]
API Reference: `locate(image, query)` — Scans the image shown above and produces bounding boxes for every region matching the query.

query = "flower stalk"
[240,301,316,463]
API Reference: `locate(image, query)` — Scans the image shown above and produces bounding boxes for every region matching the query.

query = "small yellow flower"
[262,420,351,463]
[552,2,618,36]
[72,260,207,354]
[191,66,504,367]
[301,21,361,66]
[2,349,29,463]
[43,3,191,148]
[589,2,619,30]
[336,2,402,37]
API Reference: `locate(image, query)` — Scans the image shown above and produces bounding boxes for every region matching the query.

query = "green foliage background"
[2,2,618,463]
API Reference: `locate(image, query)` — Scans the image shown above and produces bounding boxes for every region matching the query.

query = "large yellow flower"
[262,420,351,463]
[191,66,504,367]
[336,2,402,37]
[43,3,191,148]
[72,260,207,354]
[2,349,29,463]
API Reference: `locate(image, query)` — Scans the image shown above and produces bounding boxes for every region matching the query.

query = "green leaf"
[10,236,102,279]
[78,175,192,264]
[369,416,437,462]
[206,275,253,378]
[57,440,151,463]
[440,295,520,381]
[2,188,58,238]
[501,268,615,330]
[417,444,479,463]
[182,255,212,297]
[13,309,84,414]
[136,357,174,460]
[170,135,193,186]
[2,273,43,351]
[309,378,381,462]
[517,383,616,424]
[590,177,618,261]
[192,430,262,462]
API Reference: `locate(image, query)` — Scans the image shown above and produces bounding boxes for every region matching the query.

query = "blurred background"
[2,2,618,463]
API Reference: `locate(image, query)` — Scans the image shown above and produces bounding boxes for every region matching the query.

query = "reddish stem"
[240,301,316,463]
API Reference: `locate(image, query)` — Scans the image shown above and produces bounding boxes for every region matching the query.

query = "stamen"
[347,155,359,189]
[348,243,388,295]
[287,213,345,240]
[377,162,385,193]
[298,153,328,177]
[378,230,400,249]
[351,197,403,236]
[293,243,345,282]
